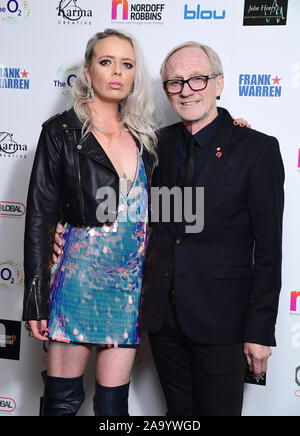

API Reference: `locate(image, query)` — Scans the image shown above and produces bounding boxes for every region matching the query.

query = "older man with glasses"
[140,41,284,416]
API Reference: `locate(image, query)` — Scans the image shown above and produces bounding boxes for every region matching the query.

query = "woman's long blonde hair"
[72,29,158,163]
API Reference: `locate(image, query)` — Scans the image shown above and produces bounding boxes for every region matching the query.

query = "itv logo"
[184,4,226,20]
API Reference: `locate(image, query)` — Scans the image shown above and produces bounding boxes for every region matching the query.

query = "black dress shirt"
[175,107,225,184]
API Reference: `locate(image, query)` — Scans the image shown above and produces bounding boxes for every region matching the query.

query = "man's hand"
[52,221,65,263]
[244,342,272,379]
[233,117,251,128]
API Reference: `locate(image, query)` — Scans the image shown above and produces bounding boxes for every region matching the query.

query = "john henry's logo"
[57,0,92,22]
[291,292,300,314]
[0,260,23,289]
[0,132,27,158]
[111,0,165,21]
[243,0,288,26]
[0,320,21,361]
[0,201,25,217]
[239,74,282,97]
[0,67,29,89]
[53,65,79,97]
[0,0,30,23]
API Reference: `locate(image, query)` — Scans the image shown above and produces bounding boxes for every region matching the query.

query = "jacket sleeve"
[244,136,284,346]
[22,124,62,320]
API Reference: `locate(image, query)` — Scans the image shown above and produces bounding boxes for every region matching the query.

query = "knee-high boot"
[93,380,130,416]
[41,370,85,416]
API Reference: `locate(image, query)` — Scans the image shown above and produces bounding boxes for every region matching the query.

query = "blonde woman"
[23,29,157,416]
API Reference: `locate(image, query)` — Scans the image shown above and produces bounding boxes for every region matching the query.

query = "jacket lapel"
[194,110,234,203]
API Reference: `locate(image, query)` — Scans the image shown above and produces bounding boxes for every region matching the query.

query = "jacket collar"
[61,107,155,180]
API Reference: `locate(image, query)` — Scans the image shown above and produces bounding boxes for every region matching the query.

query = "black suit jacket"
[140,108,284,346]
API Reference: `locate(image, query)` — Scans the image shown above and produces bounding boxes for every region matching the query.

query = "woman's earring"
[86,81,95,103]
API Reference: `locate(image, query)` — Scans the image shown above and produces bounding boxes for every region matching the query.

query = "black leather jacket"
[22,107,156,321]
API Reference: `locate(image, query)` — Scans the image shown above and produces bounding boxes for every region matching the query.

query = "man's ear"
[216,74,224,99]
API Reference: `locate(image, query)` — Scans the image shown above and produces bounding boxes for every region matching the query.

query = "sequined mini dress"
[47,150,148,348]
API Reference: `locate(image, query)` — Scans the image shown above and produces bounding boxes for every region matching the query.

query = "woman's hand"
[52,221,65,263]
[233,117,251,128]
[28,320,49,341]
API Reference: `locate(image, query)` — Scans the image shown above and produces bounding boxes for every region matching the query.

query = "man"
[139,42,284,416]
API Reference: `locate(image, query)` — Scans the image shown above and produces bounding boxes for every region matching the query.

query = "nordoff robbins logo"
[0,201,25,217]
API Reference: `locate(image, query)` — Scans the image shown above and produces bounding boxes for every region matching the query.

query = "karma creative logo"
[239,74,282,97]
[111,0,165,23]
[0,132,28,159]
[0,0,30,23]
[57,0,93,25]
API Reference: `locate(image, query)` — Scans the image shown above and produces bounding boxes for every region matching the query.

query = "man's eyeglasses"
[163,74,219,95]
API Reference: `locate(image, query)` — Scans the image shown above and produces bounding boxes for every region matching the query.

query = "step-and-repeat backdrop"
[0,0,299,416]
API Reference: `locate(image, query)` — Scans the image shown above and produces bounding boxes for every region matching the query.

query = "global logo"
[0,259,23,289]
[57,0,92,25]
[0,66,30,90]
[0,132,28,159]
[239,74,282,97]
[53,65,79,97]
[0,201,25,218]
[0,0,30,23]
[0,397,16,413]
[111,0,165,22]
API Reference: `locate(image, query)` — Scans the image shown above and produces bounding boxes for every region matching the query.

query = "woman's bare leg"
[47,341,92,378]
[96,347,136,386]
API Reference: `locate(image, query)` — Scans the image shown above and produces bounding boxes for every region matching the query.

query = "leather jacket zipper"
[26,275,40,319]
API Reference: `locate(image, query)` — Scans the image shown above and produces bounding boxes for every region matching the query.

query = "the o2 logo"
[0,259,23,289]
[53,65,79,97]
[0,0,30,23]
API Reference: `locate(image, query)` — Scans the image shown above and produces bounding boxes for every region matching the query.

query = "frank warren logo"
[0,66,30,90]
[0,201,25,218]
[111,0,166,23]
[239,74,282,97]
[0,132,28,159]
[0,0,30,24]
[243,0,288,26]
[57,0,93,25]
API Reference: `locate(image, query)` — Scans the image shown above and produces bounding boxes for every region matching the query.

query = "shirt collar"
[182,107,225,148]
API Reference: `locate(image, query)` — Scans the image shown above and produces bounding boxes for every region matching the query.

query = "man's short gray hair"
[160,41,224,80]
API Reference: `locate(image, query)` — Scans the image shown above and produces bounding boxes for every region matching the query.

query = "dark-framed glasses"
[163,74,219,95]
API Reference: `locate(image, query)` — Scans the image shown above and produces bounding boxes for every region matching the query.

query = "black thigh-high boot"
[41,370,85,416]
[93,380,130,416]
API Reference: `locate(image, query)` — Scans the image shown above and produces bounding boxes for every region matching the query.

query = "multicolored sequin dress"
[47,151,148,348]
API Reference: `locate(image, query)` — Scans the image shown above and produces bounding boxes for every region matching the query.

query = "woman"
[23,29,157,416]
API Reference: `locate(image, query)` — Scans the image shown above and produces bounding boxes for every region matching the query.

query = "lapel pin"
[216,147,222,158]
